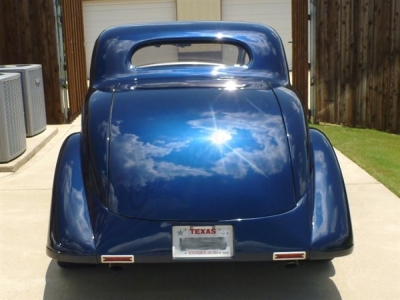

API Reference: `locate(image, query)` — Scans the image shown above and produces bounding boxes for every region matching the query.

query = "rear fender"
[47,133,96,261]
[273,86,310,199]
[310,129,353,259]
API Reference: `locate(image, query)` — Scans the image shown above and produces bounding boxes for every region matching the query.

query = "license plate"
[172,225,233,259]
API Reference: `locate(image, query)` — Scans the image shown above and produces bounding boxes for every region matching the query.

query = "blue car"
[47,22,353,268]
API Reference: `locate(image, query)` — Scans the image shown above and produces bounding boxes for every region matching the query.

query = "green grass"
[310,124,400,198]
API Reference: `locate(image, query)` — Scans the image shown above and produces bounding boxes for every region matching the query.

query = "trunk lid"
[107,85,296,221]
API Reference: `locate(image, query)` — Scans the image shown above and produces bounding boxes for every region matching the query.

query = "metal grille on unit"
[0,64,47,137]
[0,73,27,163]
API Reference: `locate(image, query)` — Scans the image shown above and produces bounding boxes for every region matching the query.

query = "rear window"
[131,42,250,68]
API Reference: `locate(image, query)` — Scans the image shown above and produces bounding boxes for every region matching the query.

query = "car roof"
[90,21,289,88]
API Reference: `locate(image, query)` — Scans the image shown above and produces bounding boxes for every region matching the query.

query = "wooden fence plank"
[1,1,19,61]
[314,0,340,122]
[382,0,392,132]
[390,0,400,133]
[291,0,309,117]
[341,0,353,126]
[62,0,87,121]
[314,0,325,123]
[326,0,340,124]
[357,0,370,128]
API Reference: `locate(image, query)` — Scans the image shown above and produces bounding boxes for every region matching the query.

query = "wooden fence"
[291,0,309,117]
[313,0,400,134]
[2,0,398,131]
[62,0,88,122]
[0,0,63,124]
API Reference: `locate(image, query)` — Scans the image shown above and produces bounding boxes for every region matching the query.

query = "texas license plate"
[172,225,233,259]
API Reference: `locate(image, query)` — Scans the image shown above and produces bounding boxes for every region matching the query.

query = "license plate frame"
[172,225,234,259]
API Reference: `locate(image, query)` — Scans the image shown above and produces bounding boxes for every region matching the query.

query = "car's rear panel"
[107,85,297,221]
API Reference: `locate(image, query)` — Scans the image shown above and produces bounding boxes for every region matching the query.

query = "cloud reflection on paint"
[313,149,341,240]
[109,110,288,189]
[60,163,95,251]
[188,111,288,179]
[110,131,211,188]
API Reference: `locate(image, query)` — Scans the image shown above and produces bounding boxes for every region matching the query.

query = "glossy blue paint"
[272,86,311,198]
[310,129,354,258]
[108,86,297,220]
[82,89,113,198]
[89,190,314,261]
[90,22,289,89]
[47,22,353,265]
[47,133,96,262]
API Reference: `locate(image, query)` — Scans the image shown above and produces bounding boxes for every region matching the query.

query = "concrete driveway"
[1,118,399,299]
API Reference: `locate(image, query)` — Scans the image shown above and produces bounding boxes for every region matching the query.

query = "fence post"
[292,0,309,119]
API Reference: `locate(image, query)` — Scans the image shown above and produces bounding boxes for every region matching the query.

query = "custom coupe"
[47,22,353,268]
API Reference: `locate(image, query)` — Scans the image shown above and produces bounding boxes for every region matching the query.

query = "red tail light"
[273,252,306,260]
[101,255,134,263]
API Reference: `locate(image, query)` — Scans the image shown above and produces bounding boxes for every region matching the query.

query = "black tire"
[57,261,96,269]
[317,258,334,262]
[57,261,77,268]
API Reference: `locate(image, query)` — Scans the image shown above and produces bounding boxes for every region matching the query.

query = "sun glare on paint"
[210,130,232,145]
